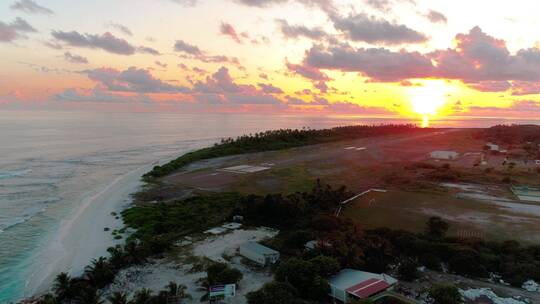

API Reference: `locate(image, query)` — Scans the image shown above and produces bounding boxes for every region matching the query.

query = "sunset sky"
[2,0,540,118]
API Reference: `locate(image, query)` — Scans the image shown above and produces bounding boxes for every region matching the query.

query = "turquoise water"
[0,111,538,302]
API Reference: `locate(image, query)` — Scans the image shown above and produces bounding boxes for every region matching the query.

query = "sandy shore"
[23,163,154,297]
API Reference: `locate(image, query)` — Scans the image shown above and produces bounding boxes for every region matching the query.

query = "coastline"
[22,163,154,298]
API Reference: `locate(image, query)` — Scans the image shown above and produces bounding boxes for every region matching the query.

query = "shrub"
[397,259,421,282]
[246,281,301,304]
[420,253,442,271]
[275,258,329,300]
[425,217,449,239]
[448,250,487,278]
[429,285,463,304]
[206,263,243,286]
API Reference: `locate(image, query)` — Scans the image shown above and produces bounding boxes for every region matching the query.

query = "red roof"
[345,278,391,299]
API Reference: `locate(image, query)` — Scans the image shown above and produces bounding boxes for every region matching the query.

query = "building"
[305,240,331,250]
[329,269,398,303]
[430,150,459,160]
[239,242,280,266]
[305,240,318,250]
[486,142,500,151]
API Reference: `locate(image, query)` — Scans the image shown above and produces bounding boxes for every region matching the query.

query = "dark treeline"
[144,124,427,179]
[482,124,540,145]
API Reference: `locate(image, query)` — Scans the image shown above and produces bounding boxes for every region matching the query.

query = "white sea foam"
[0,169,32,180]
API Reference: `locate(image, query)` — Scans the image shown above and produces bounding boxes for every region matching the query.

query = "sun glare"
[408,81,449,116]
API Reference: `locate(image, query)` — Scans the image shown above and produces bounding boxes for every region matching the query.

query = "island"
[27,124,540,304]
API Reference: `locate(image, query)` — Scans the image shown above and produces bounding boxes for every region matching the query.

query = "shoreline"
[22,163,154,298]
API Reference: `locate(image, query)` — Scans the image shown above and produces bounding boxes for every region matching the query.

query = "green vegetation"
[246,281,302,304]
[39,179,540,304]
[482,124,540,146]
[428,285,463,304]
[397,259,420,282]
[205,262,243,287]
[122,192,240,244]
[274,256,340,300]
[144,124,426,179]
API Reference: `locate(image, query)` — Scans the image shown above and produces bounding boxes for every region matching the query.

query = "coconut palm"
[53,272,72,301]
[84,257,115,288]
[123,242,144,265]
[131,288,153,304]
[162,282,192,303]
[75,287,103,304]
[107,245,125,269]
[107,292,128,304]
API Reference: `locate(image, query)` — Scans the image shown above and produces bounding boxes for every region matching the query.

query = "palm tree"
[164,282,192,303]
[131,288,153,304]
[123,242,144,265]
[75,287,103,304]
[84,257,115,288]
[53,272,72,301]
[107,245,125,269]
[107,292,128,304]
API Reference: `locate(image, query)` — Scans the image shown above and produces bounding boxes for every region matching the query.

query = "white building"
[486,142,500,151]
[329,269,398,303]
[239,242,280,266]
[430,150,459,160]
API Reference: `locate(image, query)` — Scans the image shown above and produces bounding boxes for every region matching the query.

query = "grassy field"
[342,188,540,242]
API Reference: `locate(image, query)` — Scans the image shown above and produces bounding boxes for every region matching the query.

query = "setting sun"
[408,81,450,116]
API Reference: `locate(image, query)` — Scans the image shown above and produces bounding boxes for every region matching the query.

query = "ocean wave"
[0,198,60,234]
[0,169,32,180]
[0,214,34,234]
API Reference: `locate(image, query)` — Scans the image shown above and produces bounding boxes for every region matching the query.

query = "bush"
[429,285,463,304]
[206,263,243,286]
[246,282,301,304]
[425,217,449,239]
[420,253,442,271]
[122,193,240,243]
[397,259,420,281]
[275,258,330,300]
[309,255,340,277]
[448,250,488,278]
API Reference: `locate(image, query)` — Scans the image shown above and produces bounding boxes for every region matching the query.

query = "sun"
[408,80,449,116]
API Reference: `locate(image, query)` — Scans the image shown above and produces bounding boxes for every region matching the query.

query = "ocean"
[0,110,538,302]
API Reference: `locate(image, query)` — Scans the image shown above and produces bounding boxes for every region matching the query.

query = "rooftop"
[240,242,279,255]
[330,269,397,299]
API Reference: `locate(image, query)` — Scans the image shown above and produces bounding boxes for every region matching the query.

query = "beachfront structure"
[329,269,398,303]
[430,150,459,160]
[239,242,280,266]
[511,185,540,203]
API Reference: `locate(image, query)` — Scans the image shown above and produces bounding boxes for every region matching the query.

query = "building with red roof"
[329,269,398,303]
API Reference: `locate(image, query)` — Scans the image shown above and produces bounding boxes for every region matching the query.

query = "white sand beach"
[23,163,154,297]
